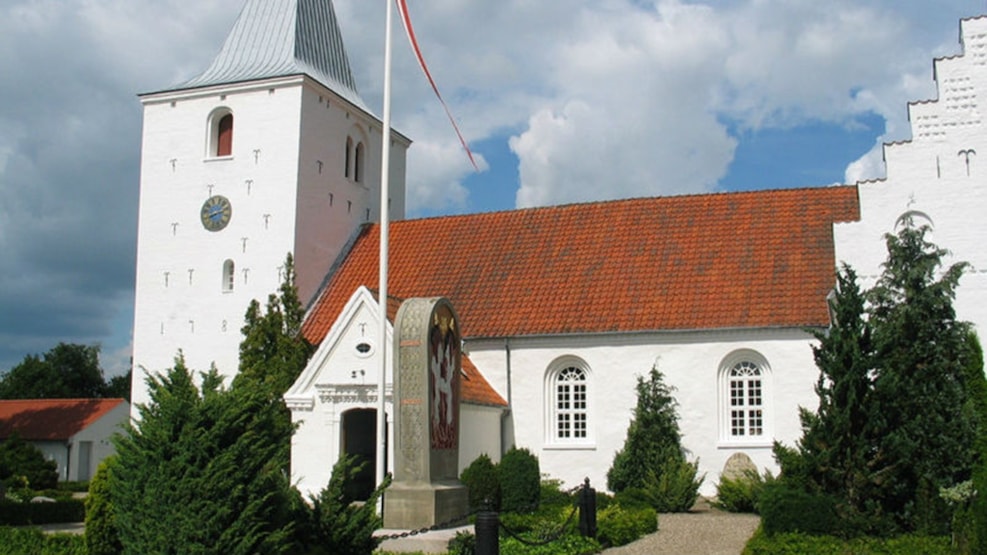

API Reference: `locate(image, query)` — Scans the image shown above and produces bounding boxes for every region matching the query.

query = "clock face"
[200,195,232,232]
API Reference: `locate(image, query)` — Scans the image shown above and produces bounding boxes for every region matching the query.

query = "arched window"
[345,137,353,178]
[719,351,771,443]
[217,114,233,156]
[222,259,235,292]
[354,142,365,183]
[546,357,592,445]
[207,108,234,158]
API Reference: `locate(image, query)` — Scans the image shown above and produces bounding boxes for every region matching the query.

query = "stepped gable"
[303,186,860,344]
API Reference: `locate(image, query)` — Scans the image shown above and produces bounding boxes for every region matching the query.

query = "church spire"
[180,0,366,110]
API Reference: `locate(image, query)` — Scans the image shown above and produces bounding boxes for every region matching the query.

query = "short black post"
[475,510,499,555]
[578,477,597,539]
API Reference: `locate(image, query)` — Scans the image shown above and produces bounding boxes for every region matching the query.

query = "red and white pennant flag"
[395,0,479,171]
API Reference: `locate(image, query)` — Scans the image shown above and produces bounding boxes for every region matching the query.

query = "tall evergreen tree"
[236,253,314,397]
[607,364,699,496]
[111,355,299,554]
[779,220,981,535]
[867,221,976,531]
[780,266,890,532]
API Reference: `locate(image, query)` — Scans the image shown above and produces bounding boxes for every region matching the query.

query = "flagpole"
[376,0,393,505]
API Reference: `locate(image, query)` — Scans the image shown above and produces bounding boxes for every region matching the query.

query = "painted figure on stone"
[429,307,459,450]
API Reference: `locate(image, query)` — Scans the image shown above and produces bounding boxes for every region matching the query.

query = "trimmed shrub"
[499,447,540,513]
[539,478,573,508]
[460,453,500,511]
[0,499,85,526]
[758,481,838,537]
[742,527,954,555]
[0,527,86,555]
[644,457,704,513]
[715,468,772,513]
[596,504,658,547]
[0,434,58,491]
[85,459,121,555]
[614,487,653,510]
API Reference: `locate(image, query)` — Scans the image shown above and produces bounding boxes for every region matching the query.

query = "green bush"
[596,504,658,547]
[539,478,573,508]
[0,527,86,555]
[0,499,85,526]
[644,457,704,513]
[758,481,838,537]
[499,532,600,555]
[614,487,653,510]
[460,453,500,511]
[499,447,540,513]
[56,481,90,493]
[85,459,120,555]
[0,434,58,491]
[715,468,772,513]
[742,527,954,555]
[304,454,389,555]
[447,530,475,555]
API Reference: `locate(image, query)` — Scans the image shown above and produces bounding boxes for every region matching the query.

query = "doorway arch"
[340,408,387,500]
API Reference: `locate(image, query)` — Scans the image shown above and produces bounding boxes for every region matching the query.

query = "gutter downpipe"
[501,338,513,457]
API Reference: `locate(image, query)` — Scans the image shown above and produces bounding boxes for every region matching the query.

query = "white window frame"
[718,350,772,447]
[222,259,235,293]
[544,356,594,449]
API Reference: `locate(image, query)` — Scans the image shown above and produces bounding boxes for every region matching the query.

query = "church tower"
[131,0,409,408]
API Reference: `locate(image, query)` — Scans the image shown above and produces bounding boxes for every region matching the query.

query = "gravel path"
[602,503,760,555]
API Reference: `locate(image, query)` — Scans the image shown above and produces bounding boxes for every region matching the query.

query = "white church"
[130,0,987,498]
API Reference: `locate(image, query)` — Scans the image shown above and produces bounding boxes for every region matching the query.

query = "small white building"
[0,398,130,482]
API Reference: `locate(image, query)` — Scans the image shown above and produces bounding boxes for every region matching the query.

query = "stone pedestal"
[383,481,469,530]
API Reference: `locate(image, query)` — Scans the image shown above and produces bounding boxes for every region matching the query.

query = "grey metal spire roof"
[179,0,367,110]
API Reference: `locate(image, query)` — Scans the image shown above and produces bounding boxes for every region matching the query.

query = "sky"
[0,0,982,376]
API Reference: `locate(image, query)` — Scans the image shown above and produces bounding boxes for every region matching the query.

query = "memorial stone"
[383,297,469,529]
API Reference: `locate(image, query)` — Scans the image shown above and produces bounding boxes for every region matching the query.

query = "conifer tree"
[867,221,976,532]
[111,356,299,554]
[779,220,981,535]
[608,364,703,509]
[236,253,314,396]
[788,266,886,526]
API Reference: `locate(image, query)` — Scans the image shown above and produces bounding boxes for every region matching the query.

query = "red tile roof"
[304,186,859,344]
[0,399,128,441]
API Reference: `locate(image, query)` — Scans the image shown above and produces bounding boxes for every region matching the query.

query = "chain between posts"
[375,478,597,548]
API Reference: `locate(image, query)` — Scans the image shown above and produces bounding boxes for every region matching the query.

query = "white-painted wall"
[466,328,820,495]
[132,75,408,411]
[67,402,130,481]
[835,16,987,343]
[287,288,502,499]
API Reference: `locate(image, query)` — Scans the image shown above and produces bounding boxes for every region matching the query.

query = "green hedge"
[757,482,838,536]
[0,527,86,555]
[0,499,85,526]
[742,527,954,555]
[596,504,658,547]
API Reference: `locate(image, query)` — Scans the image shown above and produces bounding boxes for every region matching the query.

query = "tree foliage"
[0,343,127,400]
[0,433,58,490]
[85,458,122,555]
[236,253,314,397]
[777,221,982,535]
[301,454,389,555]
[608,364,685,490]
[499,447,541,513]
[110,356,299,555]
